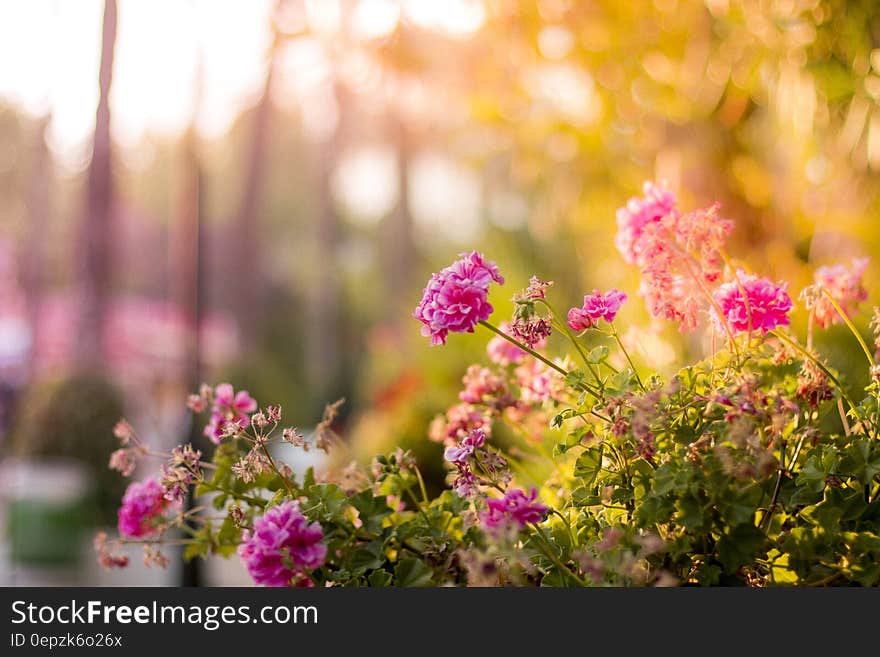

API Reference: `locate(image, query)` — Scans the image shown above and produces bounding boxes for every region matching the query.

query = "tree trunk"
[231,26,281,349]
[306,81,347,410]
[382,117,416,303]
[78,0,117,368]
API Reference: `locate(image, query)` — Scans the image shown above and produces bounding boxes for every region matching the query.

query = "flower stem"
[529,522,587,586]
[479,320,600,397]
[770,330,861,421]
[821,289,875,369]
[609,322,646,392]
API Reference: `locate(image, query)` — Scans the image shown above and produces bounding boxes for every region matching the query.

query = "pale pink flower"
[674,203,733,282]
[414,251,504,346]
[109,448,137,477]
[615,181,678,264]
[459,364,512,408]
[429,403,492,445]
[713,271,793,334]
[487,321,529,366]
[515,359,561,404]
[804,258,869,329]
[616,184,734,332]
[238,501,327,587]
[567,289,628,331]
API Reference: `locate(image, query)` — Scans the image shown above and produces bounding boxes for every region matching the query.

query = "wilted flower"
[94,532,129,569]
[713,271,793,334]
[109,448,140,477]
[513,276,553,302]
[113,419,134,445]
[414,251,504,345]
[567,289,628,331]
[509,316,552,348]
[238,501,327,587]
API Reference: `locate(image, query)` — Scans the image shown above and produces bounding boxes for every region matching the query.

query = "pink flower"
[804,258,869,329]
[459,364,512,407]
[428,403,492,445]
[238,501,327,587]
[480,487,548,530]
[414,251,504,346]
[117,478,178,538]
[567,289,628,331]
[444,428,487,465]
[713,271,793,334]
[487,321,529,366]
[615,181,678,264]
[635,206,732,331]
[204,383,258,444]
[515,359,561,404]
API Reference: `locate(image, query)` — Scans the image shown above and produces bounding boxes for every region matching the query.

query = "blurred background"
[1,0,879,585]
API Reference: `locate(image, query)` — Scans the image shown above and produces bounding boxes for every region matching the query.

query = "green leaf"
[350,541,386,574]
[716,524,766,574]
[349,491,393,533]
[307,484,348,522]
[394,557,433,587]
[587,345,609,364]
[367,570,393,587]
[574,445,604,487]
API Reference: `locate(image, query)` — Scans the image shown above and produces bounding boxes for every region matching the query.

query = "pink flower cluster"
[429,403,492,445]
[444,427,487,465]
[117,478,178,538]
[515,359,562,404]
[204,383,258,444]
[480,487,548,531]
[487,321,528,366]
[615,182,678,264]
[459,364,514,409]
[804,258,869,329]
[414,251,504,346]
[713,271,793,334]
[238,501,327,587]
[616,185,733,331]
[444,428,509,498]
[567,289,627,331]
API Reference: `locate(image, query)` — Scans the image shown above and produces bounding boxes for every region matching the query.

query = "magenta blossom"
[567,289,627,331]
[204,383,258,444]
[480,487,548,530]
[414,251,504,346]
[238,501,327,588]
[713,271,793,334]
[117,478,178,538]
[615,181,678,265]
